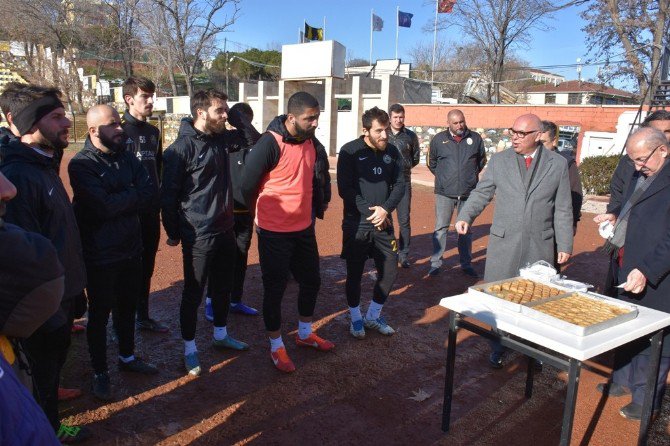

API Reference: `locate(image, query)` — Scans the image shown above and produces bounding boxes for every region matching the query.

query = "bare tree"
[582,0,670,100]
[146,0,241,97]
[104,0,142,78]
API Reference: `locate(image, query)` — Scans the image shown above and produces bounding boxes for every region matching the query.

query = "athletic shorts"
[340,226,398,262]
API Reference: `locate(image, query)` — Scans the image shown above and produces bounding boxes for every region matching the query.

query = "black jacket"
[69,138,156,266]
[122,111,162,212]
[161,118,235,243]
[557,149,583,225]
[0,138,86,299]
[607,155,636,214]
[337,137,405,230]
[387,126,420,179]
[241,115,329,220]
[227,113,262,212]
[428,128,486,198]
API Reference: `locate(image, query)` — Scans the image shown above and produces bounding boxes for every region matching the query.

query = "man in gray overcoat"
[455,113,573,367]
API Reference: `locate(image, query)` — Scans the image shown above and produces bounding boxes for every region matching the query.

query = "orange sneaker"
[295,333,335,352]
[58,387,83,401]
[270,347,296,373]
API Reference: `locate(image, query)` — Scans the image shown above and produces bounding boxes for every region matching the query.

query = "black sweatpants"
[137,211,161,321]
[231,212,254,303]
[181,231,235,340]
[22,299,74,431]
[257,227,320,332]
[86,256,142,374]
[341,225,398,308]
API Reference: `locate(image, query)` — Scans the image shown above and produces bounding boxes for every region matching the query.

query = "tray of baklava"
[469,277,569,313]
[521,292,638,336]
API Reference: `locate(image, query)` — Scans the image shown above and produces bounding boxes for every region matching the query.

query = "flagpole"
[298,27,301,43]
[431,0,438,84]
[323,16,326,40]
[304,19,306,41]
[395,6,399,61]
[370,9,373,65]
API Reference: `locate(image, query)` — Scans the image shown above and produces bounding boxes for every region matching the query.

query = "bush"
[579,155,622,195]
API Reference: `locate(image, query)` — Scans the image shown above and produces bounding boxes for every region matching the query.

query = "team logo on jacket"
[383,154,392,164]
[466,137,473,145]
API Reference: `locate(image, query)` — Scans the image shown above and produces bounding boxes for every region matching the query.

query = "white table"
[439,293,670,446]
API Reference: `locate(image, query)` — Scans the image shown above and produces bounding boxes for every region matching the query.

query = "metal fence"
[68,112,166,146]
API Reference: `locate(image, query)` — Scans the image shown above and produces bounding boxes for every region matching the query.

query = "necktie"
[525,156,532,170]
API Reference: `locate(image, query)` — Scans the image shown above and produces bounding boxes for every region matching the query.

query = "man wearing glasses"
[455,113,573,368]
[592,127,670,420]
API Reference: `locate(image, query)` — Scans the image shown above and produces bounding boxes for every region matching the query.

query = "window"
[568,93,581,104]
[545,93,556,104]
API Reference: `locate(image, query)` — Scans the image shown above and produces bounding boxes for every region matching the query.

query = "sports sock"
[119,355,135,363]
[213,326,228,341]
[269,336,284,352]
[366,301,384,321]
[349,305,363,322]
[297,320,312,340]
[184,339,197,356]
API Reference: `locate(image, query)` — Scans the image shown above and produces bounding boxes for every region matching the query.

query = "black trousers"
[342,226,398,308]
[181,231,235,340]
[258,227,320,332]
[22,299,74,431]
[395,183,412,261]
[137,212,161,321]
[231,213,254,303]
[86,257,142,374]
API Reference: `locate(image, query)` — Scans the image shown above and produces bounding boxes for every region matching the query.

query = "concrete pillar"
[323,77,337,156]
[239,83,247,102]
[257,81,266,132]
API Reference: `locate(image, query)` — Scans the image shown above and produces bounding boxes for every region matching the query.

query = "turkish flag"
[438,0,456,13]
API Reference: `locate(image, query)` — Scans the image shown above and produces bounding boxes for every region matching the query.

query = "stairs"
[650,81,670,109]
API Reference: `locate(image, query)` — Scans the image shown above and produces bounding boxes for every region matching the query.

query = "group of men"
[1,73,669,445]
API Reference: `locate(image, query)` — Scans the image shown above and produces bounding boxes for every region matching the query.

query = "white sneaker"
[364,316,396,336]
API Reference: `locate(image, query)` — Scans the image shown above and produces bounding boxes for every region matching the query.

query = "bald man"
[428,109,487,277]
[69,104,160,401]
[455,113,573,368]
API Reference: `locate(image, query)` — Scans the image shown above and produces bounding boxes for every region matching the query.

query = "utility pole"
[225,38,229,96]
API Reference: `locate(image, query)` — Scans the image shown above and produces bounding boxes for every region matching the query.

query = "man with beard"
[69,104,159,401]
[337,107,405,338]
[386,103,420,268]
[161,89,249,377]
[428,109,486,278]
[0,83,89,443]
[121,76,168,333]
[242,92,334,373]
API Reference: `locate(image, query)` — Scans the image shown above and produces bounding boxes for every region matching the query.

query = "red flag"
[438,0,456,13]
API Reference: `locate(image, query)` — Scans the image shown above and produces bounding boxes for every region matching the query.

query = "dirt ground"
[56,150,669,445]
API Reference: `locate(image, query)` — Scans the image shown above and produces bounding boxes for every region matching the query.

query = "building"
[528,69,565,86]
[0,61,27,91]
[518,80,637,105]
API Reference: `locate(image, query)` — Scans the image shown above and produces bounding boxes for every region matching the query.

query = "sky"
[218,0,606,86]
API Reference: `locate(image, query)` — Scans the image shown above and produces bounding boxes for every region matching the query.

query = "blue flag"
[398,11,413,28]
[372,13,383,31]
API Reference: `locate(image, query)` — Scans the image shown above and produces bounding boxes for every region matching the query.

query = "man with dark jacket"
[204,102,261,320]
[121,76,168,333]
[241,92,334,373]
[161,89,249,377]
[337,107,405,339]
[387,103,420,268]
[428,109,486,277]
[594,127,670,420]
[0,82,88,442]
[69,105,159,401]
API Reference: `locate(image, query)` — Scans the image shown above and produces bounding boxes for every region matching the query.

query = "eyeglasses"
[632,144,662,166]
[508,128,539,138]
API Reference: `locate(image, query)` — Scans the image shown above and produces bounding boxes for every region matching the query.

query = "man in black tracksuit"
[69,105,160,401]
[161,89,249,377]
[387,103,420,268]
[337,106,405,339]
[121,76,168,333]
[428,109,486,277]
[204,102,262,320]
[0,83,89,442]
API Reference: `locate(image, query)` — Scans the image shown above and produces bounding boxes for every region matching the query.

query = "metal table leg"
[638,330,664,446]
[560,358,582,446]
[525,357,536,398]
[441,311,459,432]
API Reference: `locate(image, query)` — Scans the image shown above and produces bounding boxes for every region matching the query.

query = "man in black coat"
[594,127,670,420]
[69,104,159,401]
[0,82,88,442]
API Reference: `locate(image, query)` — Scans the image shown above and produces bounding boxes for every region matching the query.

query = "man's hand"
[376,217,391,231]
[623,268,647,294]
[367,206,388,227]
[455,220,469,235]
[166,238,180,246]
[593,213,616,225]
[557,252,570,264]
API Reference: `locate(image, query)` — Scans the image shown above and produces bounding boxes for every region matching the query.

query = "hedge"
[579,155,622,195]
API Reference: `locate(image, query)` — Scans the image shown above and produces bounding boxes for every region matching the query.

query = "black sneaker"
[428,266,440,276]
[619,402,659,421]
[56,423,91,444]
[596,382,630,397]
[462,266,479,278]
[118,357,159,375]
[92,372,112,401]
[400,259,411,268]
[136,318,169,333]
[489,351,504,369]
